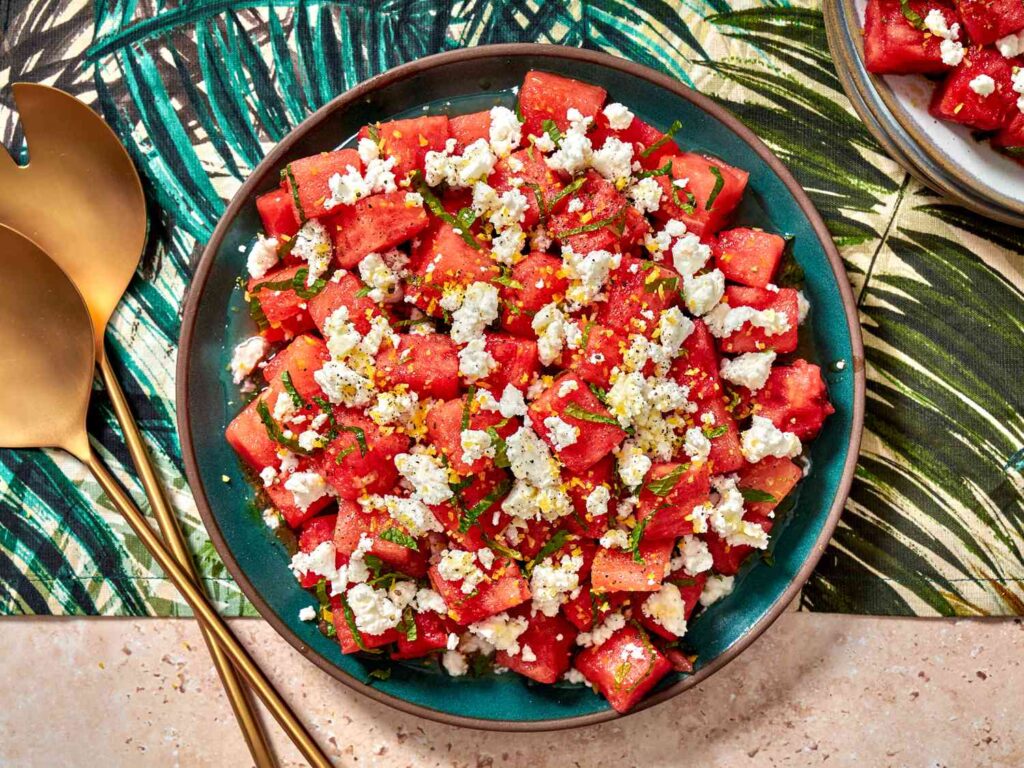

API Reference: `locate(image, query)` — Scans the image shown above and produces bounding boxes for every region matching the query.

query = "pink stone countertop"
[1,611,1021,767]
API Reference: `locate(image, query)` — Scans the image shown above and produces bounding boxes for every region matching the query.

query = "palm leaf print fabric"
[1,0,1021,617]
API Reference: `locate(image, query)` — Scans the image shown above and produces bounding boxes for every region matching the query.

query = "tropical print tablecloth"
[1,0,1021,617]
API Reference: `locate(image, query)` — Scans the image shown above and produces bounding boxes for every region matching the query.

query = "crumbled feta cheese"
[940,38,964,67]
[642,582,688,637]
[368,389,420,428]
[996,32,1024,59]
[682,427,712,463]
[644,376,690,412]
[616,440,652,489]
[576,611,626,648]
[455,138,498,186]
[346,582,403,635]
[797,290,811,324]
[505,426,561,487]
[442,650,468,676]
[587,485,612,520]
[969,74,996,97]
[679,535,713,575]
[362,155,398,195]
[450,281,500,344]
[600,528,630,549]
[558,379,580,398]
[532,303,569,365]
[229,336,269,384]
[531,553,583,617]
[603,102,634,130]
[562,247,622,309]
[283,471,330,512]
[325,164,370,208]
[628,176,663,213]
[314,360,375,407]
[923,8,958,40]
[720,351,777,392]
[606,370,647,427]
[461,428,495,464]
[489,188,530,231]
[290,220,332,284]
[709,475,769,549]
[357,137,379,163]
[395,453,453,505]
[1012,67,1024,113]
[373,494,443,537]
[358,251,404,303]
[671,232,712,278]
[246,236,279,279]
[543,415,580,451]
[412,588,448,614]
[545,124,592,175]
[682,270,726,316]
[438,549,486,594]
[704,302,792,339]
[458,336,499,380]
[289,541,346,593]
[498,384,528,418]
[491,224,527,265]
[591,136,634,184]
[298,606,317,622]
[699,574,735,607]
[741,415,802,463]
[469,612,529,654]
[655,307,695,366]
[501,479,573,521]
[489,106,522,157]
[404,191,424,207]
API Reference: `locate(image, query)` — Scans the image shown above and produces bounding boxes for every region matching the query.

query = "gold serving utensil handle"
[0,83,281,766]
[0,226,333,768]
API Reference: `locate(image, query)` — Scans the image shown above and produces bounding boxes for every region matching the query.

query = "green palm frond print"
[0,0,1021,617]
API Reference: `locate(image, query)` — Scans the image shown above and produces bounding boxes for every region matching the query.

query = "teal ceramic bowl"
[177,44,864,730]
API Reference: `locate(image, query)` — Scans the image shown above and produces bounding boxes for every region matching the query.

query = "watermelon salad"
[864,0,1024,163]
[225,70,835,714]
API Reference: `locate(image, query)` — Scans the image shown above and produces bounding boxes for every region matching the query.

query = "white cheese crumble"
[461,428,496,464]
[682,427,712,463]
[458,336,498,380]
[940,38,964,67]
[603,102,634,130]
[682,269,726,316]
[532,302,570,365]
[671,231,713,278]
[298,605,317,622]
[543,415,580,451]
[642,582,689,637]
[599,528,630,549]
[531,553,584,617]
[346,582,403,635]
[442,650,468,676]
[969,74,996,97]
[394,453,453,505]
[368,389,419,429]
[450,281,500,344]
[699,574,735,607]
[996,32,1024,59]
[498,384,528,418]
[283,471,330,512]
[704,302,792,339]
[616,439,652,490]
[489,106,522,157]
[371,494,443,538]
[720,350,777,391]
[469,612,529,655]
[314,360,375,407]
[678,535,713,575]
[591,136,634,184]
[438,549,486,594]
[923,8,958,41]
[576,611,626,648]
[412,588,448,614]
[741,415,802,463]
[358,250,406,303]
[290,220,332,285]
[229,336,269,384]
[562,247,622,309]
[628,176,663,213]
[587,485,612,520]
[709,475,769,549]
[246,236,279,279]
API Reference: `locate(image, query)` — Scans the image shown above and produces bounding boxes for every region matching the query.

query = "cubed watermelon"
[489,146,567,230]
[325,190,429,268]
[375,333,461,400]
[688,392,744,474]
[283,149,362,221]
[247,263,319,340]
[518,70,607,139]
[495,609,578,683]
[575,624,672,713]
[591,540,674,593]
[449,110,492,152]
[713,227,787,288]
[668,319,722,403]
[332,500,428,577]
[654,153,748,236]
[428,557,531,624]
[931,47,1020,131]
[563,456,616,538]
[636,461,711,541]
[499,252,569,337]
[425,396,518,475]
[407,222,499,316]
[597,256,681,337]
[307,271,383,335]
[993,111,1024,165]
[477,334,540,394]
[391,610,454,660]
[256,188,301,240]
[752,359,835,440]
[737,455,803,518]
[331,594,403,655]
[956,0,1024,45]
[548,171,633,254]
[863,0,961,75]
[717,286,800,354]
[358,115,450,179]
[317,411,409,500]
[569,323,627,388]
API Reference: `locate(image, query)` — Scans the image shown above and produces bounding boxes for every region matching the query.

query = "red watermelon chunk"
[563,456,616,538]
[569,323,627,389]
[449,110,492,152]
[332,500,428,577]
[528,373,628,473]
[425,396,518,475]
[590,112,681,171]
[752,359,835,441]
[317,411,409,500]
[256,188,301,240]
[931,47,1020,131]
[713,227,787,288]
[375,333,461,400]
[518,70,607,139]
[654,153,748,237]
[284,149,362,221]
[265,457,333,530]
[391,610,455,660]
[247,263,319,340]
[668,319,722,403]
[548,171,634,253]
[261,334,330,398]
[574,624,672,713]
[326,190,429,268]
[864,0,961,75]
[225,395,280,473]
[330,594,403,655]
[407,222,499,316]
[477,334,540,394]
[428,557,531,625]
[634,570,707,641]
[499,252,569,337]
[737,456,803,518]
[688,393,744,474]
[489,146,568,230]
[956,0,1024,45]
[359,115,450,180]
[597,256,681,337]
[307,271,383,335]
[636,461,711,541]
[496,609,578,683]
[993,111,1024,164]
[591,540,674,593]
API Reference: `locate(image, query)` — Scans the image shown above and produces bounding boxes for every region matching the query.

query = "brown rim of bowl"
[177,43,866,732]
[824,0,1024,227]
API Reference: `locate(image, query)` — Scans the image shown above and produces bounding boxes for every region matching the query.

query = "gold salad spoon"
[0,84,332,767]
[0,224,332,768]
